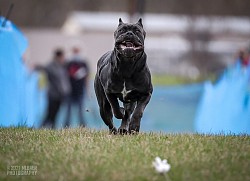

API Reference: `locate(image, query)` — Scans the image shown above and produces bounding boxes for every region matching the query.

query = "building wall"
[1,0,250,27]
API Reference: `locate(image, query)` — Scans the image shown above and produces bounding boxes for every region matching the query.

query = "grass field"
[0,128,249,181]
[151,74,217,86]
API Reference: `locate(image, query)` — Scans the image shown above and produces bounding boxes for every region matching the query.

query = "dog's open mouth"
[119,41,143,51]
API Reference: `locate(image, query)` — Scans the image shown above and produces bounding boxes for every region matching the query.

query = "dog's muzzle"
[115,31,144,58]
[115,39,144,58]
[119,41,143,51]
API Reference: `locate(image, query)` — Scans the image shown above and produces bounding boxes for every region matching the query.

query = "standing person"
[40,48,71,129]
[64,47,89,127]
[237,49,249,68]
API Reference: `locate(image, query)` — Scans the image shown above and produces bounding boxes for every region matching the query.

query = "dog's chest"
[121,82,132,99]
[108,78,141,102]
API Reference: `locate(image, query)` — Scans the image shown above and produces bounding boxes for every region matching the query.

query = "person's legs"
[64,97,72,128]
[76,96,86,127]
[41,97,53,128]
[42,97,61,129]
[50,99,61,129]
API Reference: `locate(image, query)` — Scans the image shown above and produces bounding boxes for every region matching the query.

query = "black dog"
[94,18,153,134]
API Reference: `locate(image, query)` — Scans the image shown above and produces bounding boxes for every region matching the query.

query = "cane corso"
[94,18,153,134]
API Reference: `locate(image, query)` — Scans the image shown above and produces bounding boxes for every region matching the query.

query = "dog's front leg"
[106,93,124,119]
[129,93,151,133]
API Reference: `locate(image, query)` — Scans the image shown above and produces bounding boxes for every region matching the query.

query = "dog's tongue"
[126,42,133,47]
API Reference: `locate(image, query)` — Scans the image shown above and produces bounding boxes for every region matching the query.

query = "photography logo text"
[7,165,37,176]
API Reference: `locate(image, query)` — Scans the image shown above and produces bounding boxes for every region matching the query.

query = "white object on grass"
[152,157,171,174]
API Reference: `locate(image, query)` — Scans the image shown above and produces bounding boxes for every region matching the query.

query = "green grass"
[151,74,217,86]
[152,75,199,86]
[0,128,249,181]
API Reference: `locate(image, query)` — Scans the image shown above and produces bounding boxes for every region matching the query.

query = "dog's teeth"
[120,44,126,49]
[126,42,133,47]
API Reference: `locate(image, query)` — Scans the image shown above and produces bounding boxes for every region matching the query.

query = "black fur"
[94,18,153,134]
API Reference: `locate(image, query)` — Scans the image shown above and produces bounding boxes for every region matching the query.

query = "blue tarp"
[0,16,40,127]
[195,62,250,134]
[47,83,203,132]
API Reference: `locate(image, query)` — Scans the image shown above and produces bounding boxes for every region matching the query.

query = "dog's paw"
[118,127,128,135]
[129,130,139,135]
[128,123,140,134]
[109,127,118,135]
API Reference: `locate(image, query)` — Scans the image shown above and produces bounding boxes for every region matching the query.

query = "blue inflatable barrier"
[195,62,250,134]
[0,17,40,127]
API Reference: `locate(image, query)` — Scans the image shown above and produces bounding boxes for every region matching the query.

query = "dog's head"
[114,18,146,58]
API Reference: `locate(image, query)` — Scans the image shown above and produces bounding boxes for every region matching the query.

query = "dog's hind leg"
[94,76,117,134]
[118,102,136,134]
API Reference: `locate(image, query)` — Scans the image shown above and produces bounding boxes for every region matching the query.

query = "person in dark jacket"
[64,47,89,127]
[41,48,71,129]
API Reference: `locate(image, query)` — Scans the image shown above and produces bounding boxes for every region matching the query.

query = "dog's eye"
[118,29,125,33]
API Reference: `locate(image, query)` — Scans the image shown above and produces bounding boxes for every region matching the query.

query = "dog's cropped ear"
[137,18,146,38]
[137,18,143,28]
[118,18,124,26]
[114,18,123,37]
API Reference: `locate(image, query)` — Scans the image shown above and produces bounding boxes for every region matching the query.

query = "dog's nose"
[126,31,133,36]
